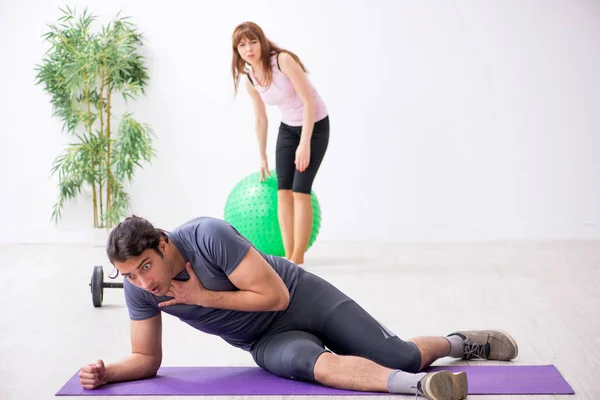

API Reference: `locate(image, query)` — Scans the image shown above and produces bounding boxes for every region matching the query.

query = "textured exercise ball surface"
[224,170,321,257]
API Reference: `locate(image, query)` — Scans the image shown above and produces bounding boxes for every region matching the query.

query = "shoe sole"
[424,371,468,400]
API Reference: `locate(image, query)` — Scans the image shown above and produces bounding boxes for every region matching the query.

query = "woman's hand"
[259,158,271,182]
[295,142,311,172]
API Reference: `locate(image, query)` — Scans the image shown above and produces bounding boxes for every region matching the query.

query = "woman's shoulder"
[272,51,293,63]
[271,51,297,73]
[268,52,280,67]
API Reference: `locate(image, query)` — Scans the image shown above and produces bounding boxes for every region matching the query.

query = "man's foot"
[417,371,468,400]
[447,330,518,361]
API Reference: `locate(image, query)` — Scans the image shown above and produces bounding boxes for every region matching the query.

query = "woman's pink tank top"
[250,53,328,127]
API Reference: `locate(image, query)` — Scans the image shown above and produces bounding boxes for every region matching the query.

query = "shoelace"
[463,340,488,359]
[410,382,424,399]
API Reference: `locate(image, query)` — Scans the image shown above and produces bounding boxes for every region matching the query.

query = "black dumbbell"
[90,265,124,307]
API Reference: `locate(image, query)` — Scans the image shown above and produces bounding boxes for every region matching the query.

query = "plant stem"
[99,69,105,227]
[84,71,99,228]
[92,185,98,228]
[106,76,112,227]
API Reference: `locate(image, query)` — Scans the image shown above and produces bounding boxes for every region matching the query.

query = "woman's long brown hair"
[231,22,307,96]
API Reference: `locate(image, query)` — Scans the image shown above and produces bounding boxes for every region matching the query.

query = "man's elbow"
[144,355,162,378]
[151,360,162,376]
[272,289,290,311]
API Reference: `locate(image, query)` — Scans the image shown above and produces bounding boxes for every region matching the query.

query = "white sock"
[387,370,426,394]
[445,334,465,358]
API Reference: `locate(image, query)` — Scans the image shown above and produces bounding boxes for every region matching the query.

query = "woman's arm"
[278,52,316,172]
[245,77,269,162]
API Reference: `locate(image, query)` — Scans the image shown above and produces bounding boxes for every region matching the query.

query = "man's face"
[115,242,173,296]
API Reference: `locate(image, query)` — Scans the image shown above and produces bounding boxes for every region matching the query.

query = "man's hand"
[79,360,106,389]
[158,262,205,308]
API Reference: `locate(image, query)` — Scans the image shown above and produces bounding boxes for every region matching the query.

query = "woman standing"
[231,22,330,266]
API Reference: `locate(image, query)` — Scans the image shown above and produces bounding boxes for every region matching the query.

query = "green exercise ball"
[224,170,321,257]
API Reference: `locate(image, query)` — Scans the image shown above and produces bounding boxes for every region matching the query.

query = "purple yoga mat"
[56,365,574,396]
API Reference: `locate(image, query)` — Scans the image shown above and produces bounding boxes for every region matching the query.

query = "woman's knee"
[291,157,324,193]
[292,190,312,200]
[277,172,294,191]
[291,176,315,194]
[278,189,293,200]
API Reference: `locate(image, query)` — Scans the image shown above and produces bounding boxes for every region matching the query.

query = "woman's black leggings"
[275,116,330,194]
[250,269,422,382]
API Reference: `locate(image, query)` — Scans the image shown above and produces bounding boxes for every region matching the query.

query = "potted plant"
[35,7,156,233]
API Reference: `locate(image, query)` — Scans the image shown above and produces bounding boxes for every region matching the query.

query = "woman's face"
[237,36,261,65]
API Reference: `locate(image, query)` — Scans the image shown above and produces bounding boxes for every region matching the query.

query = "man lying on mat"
[78,215,518,400]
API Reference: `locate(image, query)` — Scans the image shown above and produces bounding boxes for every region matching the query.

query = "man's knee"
[312,351,336,383]
[254,331,326,382]
[367,338,422,373]
[275,339,326,381]
[401,341,423,373]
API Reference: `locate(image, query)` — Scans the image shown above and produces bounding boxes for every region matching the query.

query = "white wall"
[1,0,599,244]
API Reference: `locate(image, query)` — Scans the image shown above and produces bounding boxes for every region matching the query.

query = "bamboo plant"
[35,7,155,228]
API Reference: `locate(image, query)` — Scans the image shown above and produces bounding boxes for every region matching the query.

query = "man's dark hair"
[106,215,169,265]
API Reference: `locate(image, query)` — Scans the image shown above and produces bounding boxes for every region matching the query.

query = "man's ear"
[158,238,168,257]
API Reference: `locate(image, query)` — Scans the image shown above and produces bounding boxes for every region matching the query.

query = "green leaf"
[36,7,154,227]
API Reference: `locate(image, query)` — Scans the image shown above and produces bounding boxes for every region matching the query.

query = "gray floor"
[1,240,598,399]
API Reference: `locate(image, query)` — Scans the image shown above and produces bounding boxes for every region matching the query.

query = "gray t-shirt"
[123,216,301,350]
